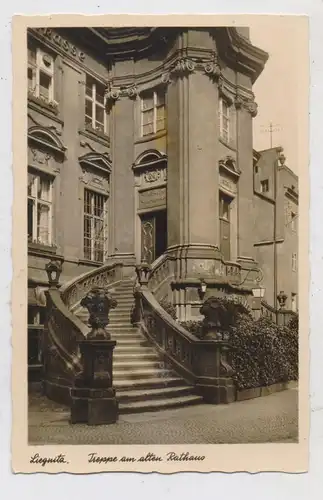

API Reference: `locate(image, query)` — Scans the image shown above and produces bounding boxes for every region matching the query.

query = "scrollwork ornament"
[161,72,171,84]
[171,58,196,77]
[105,85,120,102]
[203,61,221,80]
[234,94,244,110]
[246,100,258,118]
[127,85,138,99]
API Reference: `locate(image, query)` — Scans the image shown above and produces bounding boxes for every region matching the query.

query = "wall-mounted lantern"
[252,286,266,299]
[198,279,207,301]
[45,260,62,288]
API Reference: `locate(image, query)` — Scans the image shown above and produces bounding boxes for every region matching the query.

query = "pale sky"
[250,18,304,176]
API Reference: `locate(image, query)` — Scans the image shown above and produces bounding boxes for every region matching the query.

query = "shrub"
[178,297,298,390]
[159,298,177,320]
[287,313,299,332]
[229,316,298,390]
[179,319,205,338]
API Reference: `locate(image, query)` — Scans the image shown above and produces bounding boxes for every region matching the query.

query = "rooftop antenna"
[260,122,282,149]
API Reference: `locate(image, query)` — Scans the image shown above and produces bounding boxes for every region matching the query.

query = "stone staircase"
[74,279,203,414]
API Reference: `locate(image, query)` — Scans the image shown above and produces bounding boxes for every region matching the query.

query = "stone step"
[114,346,156,355]
[110,324,133,329]
[114,376,183,391]
[113,368,173,380]
[113,359,165,370]
[112,336,148,344]
[117,385,193,403]
[119,394,203,414]
[112,338,150,346]
[114,352,159,361]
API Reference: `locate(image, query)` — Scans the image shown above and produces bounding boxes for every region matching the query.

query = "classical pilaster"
[234,89,258,264]
[108,62,136,271]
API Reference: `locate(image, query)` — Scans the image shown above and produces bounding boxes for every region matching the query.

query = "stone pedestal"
[71,339,118,425]
[194,296,236,404]
[195,339,236,404]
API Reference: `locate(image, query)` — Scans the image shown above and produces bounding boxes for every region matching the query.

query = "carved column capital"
[245,99,258,118]
[203,61,221,81]
[168,58,196,80]
[105,85,121,104]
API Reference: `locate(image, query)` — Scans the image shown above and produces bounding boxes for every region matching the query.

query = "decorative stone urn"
[71,287,118,425]
[80,287,118,339]
[199,297,229,340]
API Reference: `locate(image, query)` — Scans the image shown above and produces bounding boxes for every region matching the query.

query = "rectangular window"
[85,75,108,134]
[28,172,53,245]
[28,47,54,102]
[83,189,108,262]
[291,293,297,312]
[141,89,166,136]
[292,253,297,272]
[291,211,297,231]
[219,192,231,261]
[219,98,230,143]
[260,179,269,193]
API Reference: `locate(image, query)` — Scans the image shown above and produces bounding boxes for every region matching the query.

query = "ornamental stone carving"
[126,85,138,99]
[245,100,258,118]
[203,61,221,80]
[169,58,196,78]
[143,170,162,183]
[30,148,52,166]
[105,85,121,102]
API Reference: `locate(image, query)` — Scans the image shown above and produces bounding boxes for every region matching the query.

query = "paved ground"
[28,387,298,445]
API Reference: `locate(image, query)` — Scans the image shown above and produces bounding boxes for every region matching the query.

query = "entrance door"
[219,193,231,261]
[141,214,155,264]
[140,210,167,264]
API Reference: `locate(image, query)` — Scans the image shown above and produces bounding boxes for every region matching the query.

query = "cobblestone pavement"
[28,388,298,445]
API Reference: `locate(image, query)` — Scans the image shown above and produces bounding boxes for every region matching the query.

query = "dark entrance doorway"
[141,210,167,264]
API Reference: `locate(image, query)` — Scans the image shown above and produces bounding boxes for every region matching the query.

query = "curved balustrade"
[43,261,124,404]
[138,289,235,404]
[61,262,123,309]
[147,254,175,297]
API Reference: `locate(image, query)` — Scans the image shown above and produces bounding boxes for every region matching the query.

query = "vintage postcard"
[12,14,309,473]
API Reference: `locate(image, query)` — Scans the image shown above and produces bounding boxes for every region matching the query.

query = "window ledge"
[28,93,59,115]
[28,241,57,253]
[135,129,167,144]
[79,126,110,146]
[78,258,104,268]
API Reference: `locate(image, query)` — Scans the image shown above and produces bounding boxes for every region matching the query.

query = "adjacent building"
[253,147,299,312]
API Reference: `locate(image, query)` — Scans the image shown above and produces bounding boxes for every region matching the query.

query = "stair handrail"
[138,287,202,382]
[60,261,124,310]
[261,299,296,325]
[43,260,125,402]
[147,253,175,296]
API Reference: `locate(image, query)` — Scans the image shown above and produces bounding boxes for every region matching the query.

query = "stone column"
[166,61,219,267]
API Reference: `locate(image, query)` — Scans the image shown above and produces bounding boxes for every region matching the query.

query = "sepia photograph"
[11,15,309,472]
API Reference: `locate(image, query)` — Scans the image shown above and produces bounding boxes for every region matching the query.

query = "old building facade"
[27,27,274,386]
